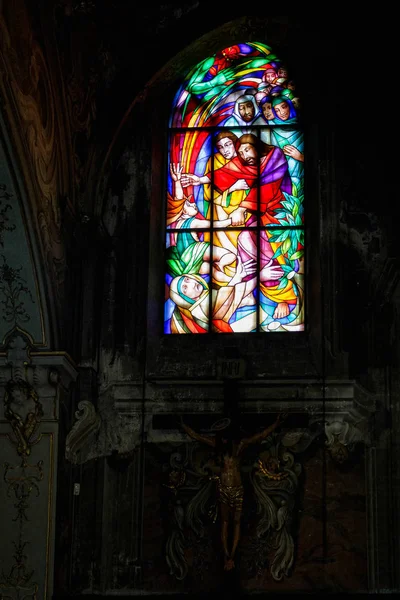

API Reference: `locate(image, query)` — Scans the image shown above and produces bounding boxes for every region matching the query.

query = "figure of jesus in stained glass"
[164,42,304,334]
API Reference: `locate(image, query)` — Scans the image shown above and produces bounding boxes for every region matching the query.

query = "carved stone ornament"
[325,419,364,464]
[4,379,43,457]
[64,391,147,464]
[162,425,319,583]
[65,400,101,464]
[0,3,68,305]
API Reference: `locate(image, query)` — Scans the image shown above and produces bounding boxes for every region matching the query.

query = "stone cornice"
[28,351,78,390]
[0,333,78,394]
[101,378,374,411]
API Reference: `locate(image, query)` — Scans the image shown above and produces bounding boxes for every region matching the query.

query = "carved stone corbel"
[65,400,101,464]
[64,389,147,464]
[324,418,365,464]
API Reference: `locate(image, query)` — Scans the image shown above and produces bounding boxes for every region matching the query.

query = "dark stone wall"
[55,9,397,596]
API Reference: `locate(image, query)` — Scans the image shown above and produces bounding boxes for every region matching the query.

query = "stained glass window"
[164,42,304,334]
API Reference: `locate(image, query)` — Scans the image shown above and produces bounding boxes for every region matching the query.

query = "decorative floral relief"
[0,255,35,327]
[0,184,16,246]
[4,380,43,457]
[0,183,35,329]
[0,458,43,600]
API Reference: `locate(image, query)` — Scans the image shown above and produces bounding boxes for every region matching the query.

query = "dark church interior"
[0,3,398,598]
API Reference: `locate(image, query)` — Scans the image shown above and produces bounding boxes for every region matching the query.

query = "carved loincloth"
[217,481,244,512]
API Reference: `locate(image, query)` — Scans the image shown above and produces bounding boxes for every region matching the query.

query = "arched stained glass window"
[164,42,304,334]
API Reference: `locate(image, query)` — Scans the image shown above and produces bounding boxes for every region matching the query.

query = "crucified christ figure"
[180,412,287,571]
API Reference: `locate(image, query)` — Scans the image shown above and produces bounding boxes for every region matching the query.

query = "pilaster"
[0,332,77,600]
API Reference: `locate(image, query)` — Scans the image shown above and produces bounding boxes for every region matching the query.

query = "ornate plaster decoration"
[0,457,43,599]
[4,379,43,457]
[163,424,318,582]
[64,395,144,464]
[0,4,61,219]
[0,331,77,404]
[0,255,35,328]
[324,419,364,464]
[0,330,76,600]
[65,371,148,464]
[65,400,101,464]
[0,2,68,311]
[0,333,57,391]
[249,447,301,581]
[0,181,41,344]
[0,183,16,245]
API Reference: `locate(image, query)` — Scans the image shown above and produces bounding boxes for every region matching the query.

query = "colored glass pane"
[164,41,304,333]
